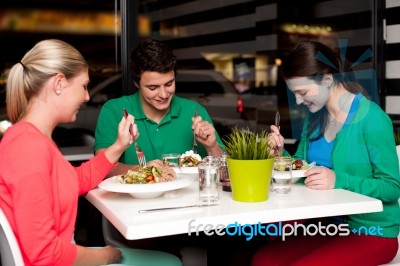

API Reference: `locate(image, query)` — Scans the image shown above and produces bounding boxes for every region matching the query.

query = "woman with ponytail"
[0,39,182,266]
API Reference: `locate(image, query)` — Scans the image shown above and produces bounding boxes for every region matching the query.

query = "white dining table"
[86,174,383,240]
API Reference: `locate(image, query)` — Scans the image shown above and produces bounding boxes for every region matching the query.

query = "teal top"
[307,93,362,168]
[94,93,224,164]
[292,95,400,238]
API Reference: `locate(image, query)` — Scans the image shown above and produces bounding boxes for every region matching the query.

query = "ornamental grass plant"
[223,127,273,160]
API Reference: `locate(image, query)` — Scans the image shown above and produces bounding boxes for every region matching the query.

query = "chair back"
[0,208,24,266]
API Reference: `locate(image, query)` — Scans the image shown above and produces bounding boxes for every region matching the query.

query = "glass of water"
[198,161,219,203]
[162,153,181,167]
[272,156,292,194]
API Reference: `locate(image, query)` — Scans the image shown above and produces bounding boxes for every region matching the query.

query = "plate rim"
[292,169,307,178]
[172,166,198,174]
[98,174,192,194]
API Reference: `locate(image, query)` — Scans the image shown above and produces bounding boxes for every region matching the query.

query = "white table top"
[60,146,94,161]
[86,174,383,240]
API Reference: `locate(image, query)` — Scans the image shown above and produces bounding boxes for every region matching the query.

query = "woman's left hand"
[304,166,336,190]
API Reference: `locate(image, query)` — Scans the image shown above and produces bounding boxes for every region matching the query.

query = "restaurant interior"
[0,0,400,265]
[2,0,399,138]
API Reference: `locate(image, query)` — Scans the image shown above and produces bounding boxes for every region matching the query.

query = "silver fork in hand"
[192,110,198,154]
[123,108,146,168]
[274,111,281,156]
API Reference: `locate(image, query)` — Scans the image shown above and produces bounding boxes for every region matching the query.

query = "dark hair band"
[19,61,26,69]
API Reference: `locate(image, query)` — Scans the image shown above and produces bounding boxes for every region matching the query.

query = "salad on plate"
[116,165,176,184]
[179,150,202,167]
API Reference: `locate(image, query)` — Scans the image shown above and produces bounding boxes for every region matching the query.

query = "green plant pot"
[227,158,274,202]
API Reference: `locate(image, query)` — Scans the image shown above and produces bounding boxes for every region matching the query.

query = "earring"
[56,84,62,95]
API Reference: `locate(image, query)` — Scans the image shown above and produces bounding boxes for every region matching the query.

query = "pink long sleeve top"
[0,122,115,265]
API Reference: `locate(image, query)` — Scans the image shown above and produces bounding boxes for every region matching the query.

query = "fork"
[274,111,281,156]
[123,108,146,168]
[192,110,198,154]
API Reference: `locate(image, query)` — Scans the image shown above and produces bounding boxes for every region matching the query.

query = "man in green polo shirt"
[94,38,225,177]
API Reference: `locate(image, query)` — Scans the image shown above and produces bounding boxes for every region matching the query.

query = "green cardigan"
[293,95,400,238]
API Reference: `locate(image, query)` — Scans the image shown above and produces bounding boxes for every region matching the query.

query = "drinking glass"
[198,161,219,203]
[162,153,181,167]
[272,156,292,194]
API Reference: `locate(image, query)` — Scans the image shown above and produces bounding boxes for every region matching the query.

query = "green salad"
[121,166,162,184]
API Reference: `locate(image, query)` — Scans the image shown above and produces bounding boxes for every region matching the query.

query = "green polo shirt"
[94,93,224,164]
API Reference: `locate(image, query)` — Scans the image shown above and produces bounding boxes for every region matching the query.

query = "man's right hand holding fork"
[192,112,224,157]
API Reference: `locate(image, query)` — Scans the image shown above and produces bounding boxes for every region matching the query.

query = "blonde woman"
[0,39,182,266]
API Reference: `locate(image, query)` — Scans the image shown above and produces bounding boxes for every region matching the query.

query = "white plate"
[291,170,306,184]
[291,162,316,183]
[98,174,192,199]
[273,170,307,184]
[292,169,307,178]
[173,167,198,174]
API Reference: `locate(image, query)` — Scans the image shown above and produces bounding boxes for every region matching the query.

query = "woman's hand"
[74,245,121,265]
[267,125,284,156]
[117,113,138,149]
[104,114,138,164]
[103,245,122,264]
[304,166,336,190]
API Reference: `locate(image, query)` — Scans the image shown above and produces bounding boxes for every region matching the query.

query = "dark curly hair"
[129,39,177,88]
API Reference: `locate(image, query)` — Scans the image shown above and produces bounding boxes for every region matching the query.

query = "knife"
[138,203,219,213]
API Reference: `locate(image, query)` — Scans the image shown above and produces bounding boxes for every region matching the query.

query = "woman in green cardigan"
[253,41,400,265]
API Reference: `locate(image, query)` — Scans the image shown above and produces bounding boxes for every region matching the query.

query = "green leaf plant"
[223,127,274,160]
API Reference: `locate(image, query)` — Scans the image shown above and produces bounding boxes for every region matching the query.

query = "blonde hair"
[6,39,88,123]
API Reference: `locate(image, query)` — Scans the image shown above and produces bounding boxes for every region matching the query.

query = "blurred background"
[1,0,396,143]
[2,0,400,248]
